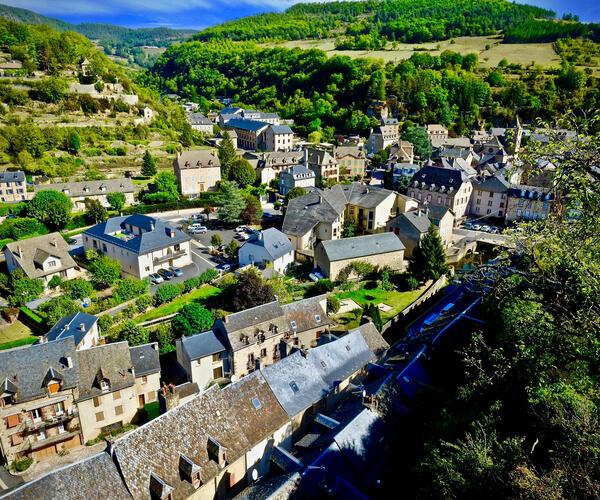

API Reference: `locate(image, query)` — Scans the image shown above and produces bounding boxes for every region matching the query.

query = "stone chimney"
[80,323,86,331]
[303,148,309,167]
[162,384,180,411]
[16,245,22,258]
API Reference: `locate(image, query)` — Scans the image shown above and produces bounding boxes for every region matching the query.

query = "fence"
[380,274,447,334]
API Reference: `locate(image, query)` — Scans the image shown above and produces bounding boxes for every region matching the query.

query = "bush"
[327,295,341,314]
[200,268,219,283]
[153,283,181,306]
[61,278,94,300]
[11,457,33,472]
[123,303,138,319]
[135,294,152,313]
[183,277,201,293]
[306,279,335,297]
[116,277,149,301]
[19,306,43,324]
[97,314,113,332]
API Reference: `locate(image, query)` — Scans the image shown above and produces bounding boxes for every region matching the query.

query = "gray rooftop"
[281,294,329,333]
[178,330,227,361]
[34,178,135,198]
[243,228,294,262]
[333,146,365,159]
[0,337,79,404]
[388,209,431,234]
[129,343,161,377]
[261,351,330,418]
[472,175,510,193]
[227,118,270,132]
[187,112,212,126]
[174,149,220,170]
[350,322,389,357]
[280,164,314,179]
[411,165,469,190]
[319,232,405,262]
[269,125,293,134]
[43,312,98,347]
[0,170,25,183]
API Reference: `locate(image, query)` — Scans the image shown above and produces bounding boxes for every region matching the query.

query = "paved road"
[453,228,513,247]
[0,466,23,495]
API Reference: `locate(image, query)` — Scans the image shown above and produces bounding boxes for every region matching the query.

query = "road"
[453,228,513,247]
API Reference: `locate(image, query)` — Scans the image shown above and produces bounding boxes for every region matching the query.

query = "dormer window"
[101,379,110,391]
[289,381,299,393]
[207,437,227,467]
[48,381,61,394]
[315,314,321,322]
[63,188,69,194]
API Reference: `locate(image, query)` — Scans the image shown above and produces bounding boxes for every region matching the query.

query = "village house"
[469,175,510,218]
[426,124,449,148]
[42,312,100,351]
[314,232,405,281]
[129,343,161,410]
[83,214,192,279]
[173,150,221,198]
[408,165,473,219]
[0,59,23,77]
[341,183,405,233]
[426,205,455,247]
[387,140,415,165]
[0,170,29,203]
[368,118,399,153]
[264,125,294,152]
[249,151,304,185]
[5,233,79,289]
[505,184,555,222]
[332,146,366,178]
[34,178,136,212]
[281,294,330,350]
[176,330,228,390]
[139,105,153,122]
[187,112,214,134]
[305,148,340,183]
[238,228,295,275]
[0,338,82,464]
[279,164,315,195]
[226,118,270,150]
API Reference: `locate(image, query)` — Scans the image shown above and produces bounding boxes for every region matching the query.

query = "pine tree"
[141,150,157,177]
[409,223,449,281]
[218,131,237,179]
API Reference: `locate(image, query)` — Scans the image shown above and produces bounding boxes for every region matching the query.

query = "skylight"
[315,315,321,322]
[289,381,299,393]
[345,345,351,352]
[320,361,327,368]
[290,321,297,329]
[251,397,261,410]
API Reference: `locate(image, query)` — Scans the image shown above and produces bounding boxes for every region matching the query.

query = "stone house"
[129,343,161,409]
[426,205,455,247]
[34,178,136,213]
[341,183,405,233]
[238,228,295,275]
[42,312,100,351]
[264,125,294,152]
[5,233,79,289]
[305,148,339,183]
[332,146,366,178]
[140,105,154,122]
[250,151,304,185]
[368,118,399,153]
[505,185,555,222]
[314,232,405,281]
[226,119,270,150]
[187,112,213,134]
[281,294,330,350]
[174,150,221,198]
[387,141,415,166]
[279,165,315,195]
[426,124,448,148]
[469,175,510,218]
[176,330,228,390]
[0,170,29,203]
[83,214,192,279]
[0,338,82,463]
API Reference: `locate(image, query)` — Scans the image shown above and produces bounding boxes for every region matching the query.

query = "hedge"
[153,283,181,306]
[121,194,218,216]
[19,306,43,324]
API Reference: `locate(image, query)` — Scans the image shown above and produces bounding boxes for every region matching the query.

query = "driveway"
[0,466,23,495]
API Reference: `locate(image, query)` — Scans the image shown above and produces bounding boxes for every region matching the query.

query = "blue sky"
[4,0,599,29]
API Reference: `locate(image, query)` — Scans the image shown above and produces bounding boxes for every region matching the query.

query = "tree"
[38,296,81,326]
[342,216,356,237]
[116,277,149,300]
[229,158,256,188]
[217,181,246,223]
[88,252,121,288]
[9,270,44,306]
[172,303,214,336]
[241,193,263,224]
[141,150,157,177]
[402,125,432,159]
[61,278,93,300]
[211,233,223,247]
[327,294,341,314]
[28,190,73,231]
[107,192,126,212]
[380,269,394,298]
[119,321,149,346]
[218,131,237,179]
[225,239,240,259]
[284,187,306,206]
[84,198,107,224]
[409,223,449,281]
[152,171,179,200]
[149,323,175,354]
[223,269,274,312]
[69,131,82,154]
[47,275,62,290]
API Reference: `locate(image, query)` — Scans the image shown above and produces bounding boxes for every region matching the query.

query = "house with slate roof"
[42,312,100,351]
[505,184,555,222]
[264,124,294,152]
[385,209,434,258]
[130,343,161,410]
[5,233,80,290]
[0,170,29,203]
[226,119,271,150]
[187,112,214,134]
[173,149,221,198]
[314,232,405,280]
[0,338,82,463]
[33,178,136,212]
[176,330,228,390]
[279,164,315,195]
[469,174,510,218]
[332,146,366,179]
[238,228,295,275]
[281,294,329,350]
[83,214,191,279]
[304,147,339,183]
[368,118,399,153]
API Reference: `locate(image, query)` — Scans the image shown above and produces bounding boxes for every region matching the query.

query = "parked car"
[149,273,163,284]
[192,214,205,220]
[217,263,231,273]
[169,266,183,277]
[235,225,247,232]
[490,226,499,234]
[481,225,491,232]
[465,222,473,229]
[157,268,174,280]
[239,232,250,241]
[472,224,482,231]
[190,226,207,234]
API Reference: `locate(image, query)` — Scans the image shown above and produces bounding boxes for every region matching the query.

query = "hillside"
[194,0,555,46]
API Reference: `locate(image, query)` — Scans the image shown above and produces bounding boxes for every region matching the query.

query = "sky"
[3,0,600,30]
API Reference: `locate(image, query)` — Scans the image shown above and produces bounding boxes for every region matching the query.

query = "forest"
[146,39,598,138]
[504,19,600,43]
[194,0,554,44]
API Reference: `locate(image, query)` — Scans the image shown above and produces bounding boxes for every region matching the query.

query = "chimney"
[66,356,73,368]
[51,238,57,247]
[16,245,22,258]
[177,151,181,158]
[64,324,70,331]
[303,148,309,166]
[318,195,322,204]
[162,383,180,411]
[80,323,86,331]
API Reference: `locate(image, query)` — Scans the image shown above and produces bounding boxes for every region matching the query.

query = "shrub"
[307,279,334,297]
[116,277,149,301]
[327,295,341,314]
[123,303,138,319]
[61,278,94,300]
[19,306,43,324]
[153,283,181,306]
[98,314,113,332]
[183,277,201,293]
[407,277,419,290]
[200,268,219,283]
[135,294,152,313]
[11,457,33,472]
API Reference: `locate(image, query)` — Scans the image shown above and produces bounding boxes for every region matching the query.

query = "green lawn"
[0,320,38,351]
[134,285,221,324]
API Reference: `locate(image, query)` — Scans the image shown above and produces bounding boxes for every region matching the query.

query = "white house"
[239,228,295,275]
[42,312,100,351]
[82,214,192,279]
[176,330,227,390]
[279,165,315,195]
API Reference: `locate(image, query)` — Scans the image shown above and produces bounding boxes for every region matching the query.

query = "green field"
[0,320,37,351]
[266,35,561,68]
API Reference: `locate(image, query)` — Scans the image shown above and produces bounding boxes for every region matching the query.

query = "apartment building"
[174,150,221,198]
[0,170,29,203]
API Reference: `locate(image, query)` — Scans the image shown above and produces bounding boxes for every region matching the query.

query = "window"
[48,382,60,394]
[321,360,327,368]
[47,260,57,268]
[11,433,23,446]
[6,413,20,428]
[141,375,148,384]
[95,411,104,422]
[289,381,299,393]
[31,408,41,423]
[58,422,65,434]
[115,405,123,416]
[476,199,481,205]
[113,390,121,400]
[518,200,524,207]
[315,314,321,322]
[260,348,267,358]
[1,395,13,407]
[93,396,102,407]
[252,397,262,410]
[488,200,493,206]
[489,192,494,197]
[345,344,351,352]
[487,209,491,214]
[36,430,46,441]
[55,402,64,416]
[101,380,110,391]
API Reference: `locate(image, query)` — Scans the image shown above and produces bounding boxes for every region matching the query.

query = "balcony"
[153,249,187,264]
[28,430,80,451]
[24,409,78,433]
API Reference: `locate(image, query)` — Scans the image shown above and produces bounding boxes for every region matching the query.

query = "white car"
[472,224,482,231]
[190,226,207,234]
[235,225,247,232]
[481,225,491,232]
[239,232,250,240]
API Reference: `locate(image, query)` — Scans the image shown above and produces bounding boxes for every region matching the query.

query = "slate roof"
[0,337,79,404]
[319,232,405,262]
[261,351,330,418]
[188,112,212,126]
[112,385,250,500]
[307,148,338,167]
[178,330,227,361]
[83,214,190,256]
[281,294,329,333]
[269,125,293,134]
[3,452,131,500]
[227,118,270,132]
[471,175,510,193]
[280,164,314,179]
[5,232,77,280]
[0,170,25,183]
[34,178,135,197]
[243,228,294,261]
[174,150,220,170]
[333,146,365,159]
[350,322,389,357]
[410,165,469,191]
[129,343,161,377]
[387,210,431,234]
[76,342,135,402]
[307,329,374,386]
[256,151,304,168]
[44,312,98,346]
[427,205,454,221]
[508,184,554,200]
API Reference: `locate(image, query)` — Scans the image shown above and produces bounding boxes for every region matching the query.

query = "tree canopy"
[28,190,73,231]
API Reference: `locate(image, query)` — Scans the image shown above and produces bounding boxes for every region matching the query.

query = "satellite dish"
[230,375,237,383]
[252,469,258,481]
